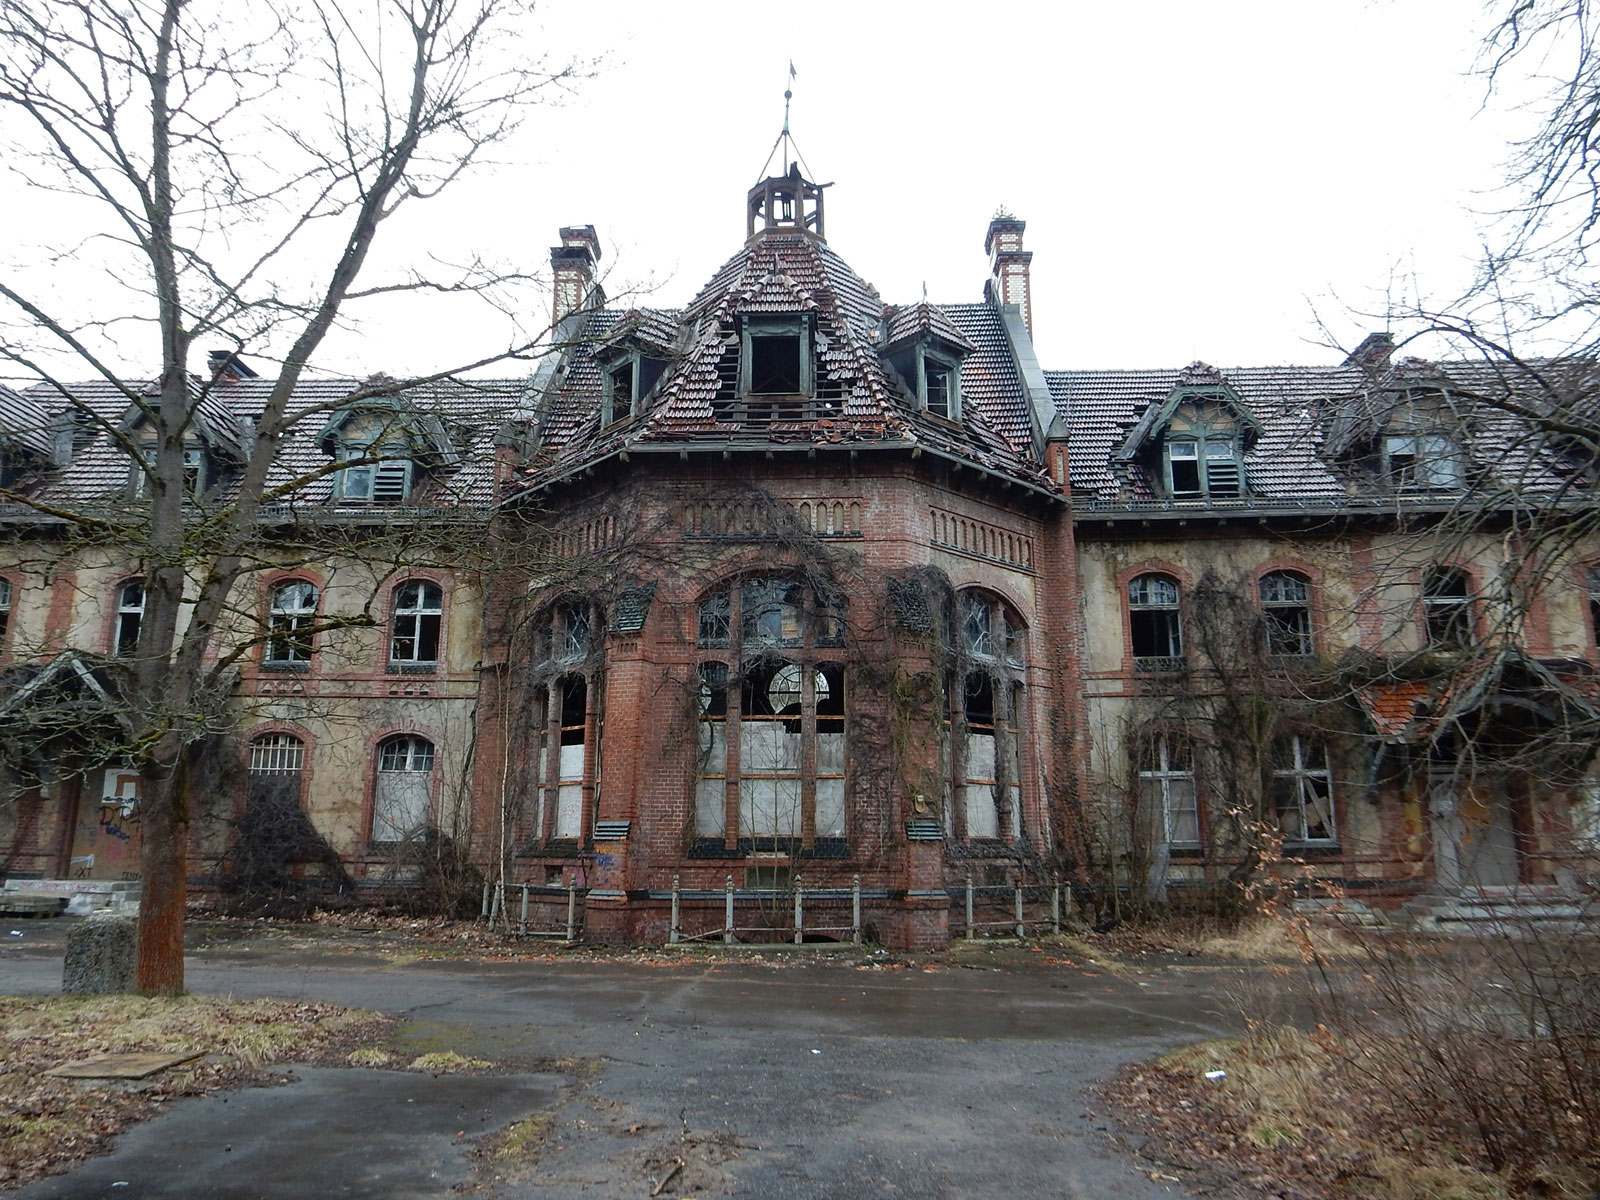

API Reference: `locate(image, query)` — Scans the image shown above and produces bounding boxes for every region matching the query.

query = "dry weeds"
[0,994,389,1191]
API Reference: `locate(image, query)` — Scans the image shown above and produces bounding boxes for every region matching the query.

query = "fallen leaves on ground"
[0,994,389,1191]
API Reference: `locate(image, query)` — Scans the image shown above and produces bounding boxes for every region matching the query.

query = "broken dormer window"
[1165,436,1242,497]
[132,444,208,500]
[740,317,812,402]
[603,361,635,425]
[1384,433,1462,491]
[922,352,961,420]
[336,445,411,504]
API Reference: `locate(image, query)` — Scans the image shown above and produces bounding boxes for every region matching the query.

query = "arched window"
[532,676,588,841]
[247,733,306,813]
[372,734,435,842]
[1128,573,1182,668]
[115,580,145,657]
[694,577,847,845]
[390,580,442,667]
[1259,571,1313,658]
[945,592,1027,841]
[1422,567,1473,650]
[265,581,318,663]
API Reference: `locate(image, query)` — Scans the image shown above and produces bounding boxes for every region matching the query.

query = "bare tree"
[0,0,580,993]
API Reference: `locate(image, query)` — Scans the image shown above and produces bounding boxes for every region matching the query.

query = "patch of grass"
[0,994,389,1193]
[346,1048,394,1067]
[407,1051,490,1073]
[495,1113,554,1162]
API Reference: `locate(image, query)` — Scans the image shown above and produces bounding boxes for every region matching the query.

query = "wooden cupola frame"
[747,164,828,241]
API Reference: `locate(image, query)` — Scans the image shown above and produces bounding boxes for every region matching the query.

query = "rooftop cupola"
[747,65,828,242]
[747,164,826,241]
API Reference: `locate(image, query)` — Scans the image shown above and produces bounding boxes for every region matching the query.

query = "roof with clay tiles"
[7,374,527,512]
[1049,355,1595,509]
[516,231,1050,491]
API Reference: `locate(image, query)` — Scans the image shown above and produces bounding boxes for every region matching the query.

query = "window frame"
[0,576,11,653]
[1383,432,1464,491]
[1271,734,1338,846]
[693,576,847,850]
[739,316,813,399]
[1259,570,1315,658]
[335,443,413,504]
[1128,572,1184,669]
[919,347,962,421]
[369,733,438,844]
[113,579,145,658]
[1138,734,1201,849]
[388,579,444,671]
[945,591,1029,843]
[264,579,318,666]
[602,357,637,425]
[1422,566,1474,651]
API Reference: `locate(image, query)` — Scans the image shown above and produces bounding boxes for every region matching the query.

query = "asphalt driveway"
[0,922,1246,1199]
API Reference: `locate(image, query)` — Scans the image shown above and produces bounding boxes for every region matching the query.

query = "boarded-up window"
[372,735,435,842]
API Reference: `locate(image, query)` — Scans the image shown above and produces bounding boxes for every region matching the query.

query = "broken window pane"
[750,335,802,394]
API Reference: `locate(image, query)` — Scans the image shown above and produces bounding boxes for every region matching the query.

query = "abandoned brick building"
[2,162,1598,943]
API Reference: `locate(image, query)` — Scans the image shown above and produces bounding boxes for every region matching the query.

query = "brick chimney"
[551,225,601,327]
[984,216,1033,338]
[1343,331,1396,373]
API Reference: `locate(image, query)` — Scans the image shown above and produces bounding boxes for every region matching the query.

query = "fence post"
[852,874,862,946]
[1051,873,1061,936]
[724,874,735,945]
[520,884,529,936]
[1014,882,1025,938]
[670,874,681,945]
[481,881,491,919]
[793,874,804,946]
[565,877,578,943]
[965,875,975,941]
[492,880,504,930]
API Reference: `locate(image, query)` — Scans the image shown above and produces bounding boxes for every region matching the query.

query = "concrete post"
[965,875,975,940]
[1014,882,1025,938]
[670,875,681,945]
[1051,874,1061,935]
[519,884,529,935]
[724,874,735,945]
[852,875,862,945]
[565,878,578,942]
[793,875,804,946]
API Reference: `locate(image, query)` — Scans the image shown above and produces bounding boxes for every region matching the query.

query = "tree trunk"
[135,761,188,995]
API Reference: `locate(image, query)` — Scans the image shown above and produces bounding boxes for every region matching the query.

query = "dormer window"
[132,443,209,499]
[603,361,636,425]
[335,445,412,504]
[740,317,813,398]
[919,351,961,420]
[1164,435,1242,497]
[1384,432,1462,491]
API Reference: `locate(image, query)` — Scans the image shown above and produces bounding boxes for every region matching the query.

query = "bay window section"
[694,578,847,849]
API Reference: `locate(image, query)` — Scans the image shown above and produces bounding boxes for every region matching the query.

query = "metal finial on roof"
[757,61,814,183]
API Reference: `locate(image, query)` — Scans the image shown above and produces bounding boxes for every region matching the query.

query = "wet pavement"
[0,921,1254,1198]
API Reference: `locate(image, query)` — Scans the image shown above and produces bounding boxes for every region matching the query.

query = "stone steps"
[1,879,141,916]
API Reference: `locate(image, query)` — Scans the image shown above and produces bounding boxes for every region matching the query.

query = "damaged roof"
[514,231,1051,494]
[1051,356,1596,509]
[8,375,527,511]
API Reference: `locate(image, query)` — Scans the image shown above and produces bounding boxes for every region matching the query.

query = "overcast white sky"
[3,1,1548,380]
[377,0,1524,374]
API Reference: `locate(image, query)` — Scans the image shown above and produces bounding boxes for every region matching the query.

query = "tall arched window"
[1259,571,1313,658]
[266,581,318,663]
[372,734,435,842]
[945,592,1027,841]
[390,580,443,668]
[695,577,846,845]
[1128,573,1182,668]
[115,580,145,657]
[528,599,603,846]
